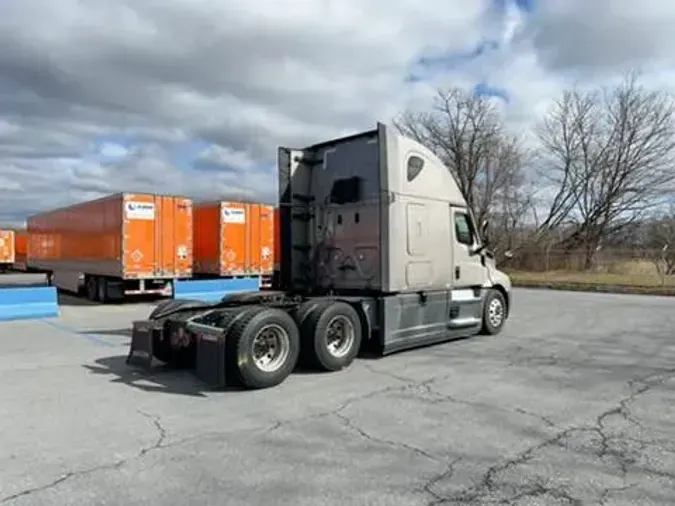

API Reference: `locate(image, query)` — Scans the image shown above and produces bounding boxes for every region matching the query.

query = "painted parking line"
[41,320,118,348]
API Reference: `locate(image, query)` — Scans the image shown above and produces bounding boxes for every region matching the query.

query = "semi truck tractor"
[126,122,513,390]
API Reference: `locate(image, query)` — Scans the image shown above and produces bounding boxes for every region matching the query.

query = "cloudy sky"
[0,0,673,226]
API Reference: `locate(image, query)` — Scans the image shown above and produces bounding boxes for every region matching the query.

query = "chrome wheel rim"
[251,324,290,372]
[325,315,355,358]
[488,298,504,328]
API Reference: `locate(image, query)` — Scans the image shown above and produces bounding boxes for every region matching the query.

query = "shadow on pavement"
[80,328,133,337]
[82,355,246,397]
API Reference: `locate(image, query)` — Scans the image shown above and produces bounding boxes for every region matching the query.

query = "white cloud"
[98,142,128,158]
[196,145,255,171]
[1,0,675,227]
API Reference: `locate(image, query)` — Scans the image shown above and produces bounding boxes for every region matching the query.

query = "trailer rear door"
[0,230,15,264]
[219,201,248,273]
[123,194,192,278]
[157,196,193,277]
[123,194,157,277]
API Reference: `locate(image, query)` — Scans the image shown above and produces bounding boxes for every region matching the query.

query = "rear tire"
[301,301,362,372]
[226,306,300,389]
[480,289,506,335]
[291,300,331,367]
[291,300,326,327]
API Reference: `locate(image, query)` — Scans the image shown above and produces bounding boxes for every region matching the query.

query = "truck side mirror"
[479,219,489,243]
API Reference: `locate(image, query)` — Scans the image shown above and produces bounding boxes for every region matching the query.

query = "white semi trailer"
[126,122,513,390]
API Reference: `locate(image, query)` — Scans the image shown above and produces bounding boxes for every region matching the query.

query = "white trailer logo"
[222,207,246,223]
[125,202,155,220]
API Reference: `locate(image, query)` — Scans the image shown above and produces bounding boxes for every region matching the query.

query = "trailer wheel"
[480,289,506,335]
[226,306,300,389]
[302,301,362,372]
[85,276,98,302]
[97,278,108,304]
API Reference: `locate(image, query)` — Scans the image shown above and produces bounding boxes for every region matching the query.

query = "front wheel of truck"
[480,289,506,335]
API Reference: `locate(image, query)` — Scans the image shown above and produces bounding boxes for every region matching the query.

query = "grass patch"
[507,269,675,296]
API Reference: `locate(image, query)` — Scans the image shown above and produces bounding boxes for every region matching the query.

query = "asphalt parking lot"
[0,279,674,506]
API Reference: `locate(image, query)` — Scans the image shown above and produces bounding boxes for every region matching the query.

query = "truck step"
[447,316,481,329]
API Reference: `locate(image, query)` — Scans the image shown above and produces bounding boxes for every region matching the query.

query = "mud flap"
[187,320,230,387]
[126,320,158,369]
[194,332,228,387]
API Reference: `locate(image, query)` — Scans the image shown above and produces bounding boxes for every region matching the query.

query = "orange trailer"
[27,192,193,302]
[13,229,27,271]
[0,229,15,271]
[193,201,275,284]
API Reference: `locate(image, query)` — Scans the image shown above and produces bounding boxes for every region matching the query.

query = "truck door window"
[454,213,474,245]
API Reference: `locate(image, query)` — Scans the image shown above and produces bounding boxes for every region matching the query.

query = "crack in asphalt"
[425,368,675,505]
[136,410,167,457]
[419,458,463,502]
[0,410,168,504]
[361,364,562,431]
[264,380,417,435]
[414,380,559,429]
[598,484,636,506]
[497,479,582,505]
[362,363,413,384]
[3,367,674,505]
[333,410,441,463]
[4,384,456,505]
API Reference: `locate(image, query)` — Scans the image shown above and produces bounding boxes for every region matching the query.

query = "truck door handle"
[455,266,460,279]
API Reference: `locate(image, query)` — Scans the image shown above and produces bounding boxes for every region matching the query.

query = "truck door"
[450,207,487,289]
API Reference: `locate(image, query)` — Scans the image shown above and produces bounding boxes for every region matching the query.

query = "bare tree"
[642,208,675,281]
[536,71,675,268]
[393,87,528,227]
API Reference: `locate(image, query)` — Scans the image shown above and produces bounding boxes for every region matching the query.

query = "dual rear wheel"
[227,300,363,389]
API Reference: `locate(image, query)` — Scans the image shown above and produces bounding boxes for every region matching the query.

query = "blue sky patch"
[494,0,534,12]
[473,82,510,102]
[168,139,211,171]
[92,135,132,158]
[416,39,499,71]
[514,0,534,12]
